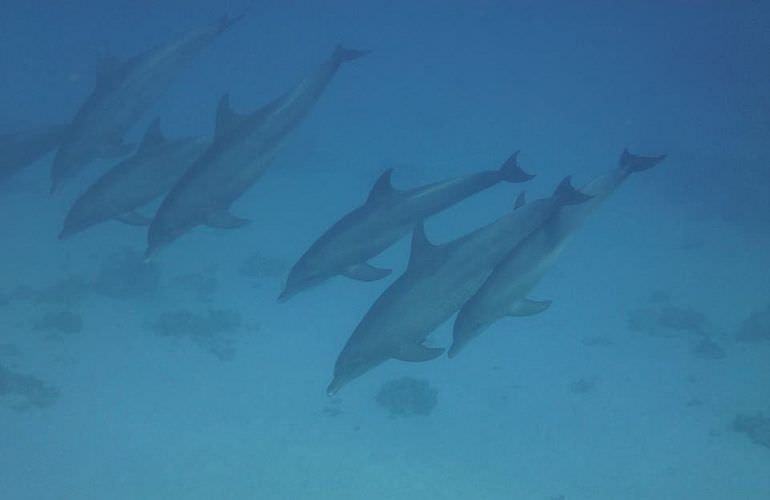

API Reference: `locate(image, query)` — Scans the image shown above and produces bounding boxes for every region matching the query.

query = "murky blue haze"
[1,1,769,499]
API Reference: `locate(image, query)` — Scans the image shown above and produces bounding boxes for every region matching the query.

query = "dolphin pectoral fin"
[514,191,527,209]
[205,210,250,229]
[114,211,152,226]
[392,342,445,362]
[342,263,392,282]
[507,299,552,317]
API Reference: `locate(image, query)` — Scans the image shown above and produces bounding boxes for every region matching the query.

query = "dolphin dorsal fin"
[137,118,166,154]
[366,169,396,204]
[407,221,437,270]
[215,94,250,142]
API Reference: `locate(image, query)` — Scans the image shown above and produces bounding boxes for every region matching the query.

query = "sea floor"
[1,165,769,500]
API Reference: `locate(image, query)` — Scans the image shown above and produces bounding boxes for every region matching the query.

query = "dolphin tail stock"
[498,150,535,183]
[619,148,667,173]
[553,176,592,206]
[99,140,135,160]
[216,3,252,35]
[333,45,371,63]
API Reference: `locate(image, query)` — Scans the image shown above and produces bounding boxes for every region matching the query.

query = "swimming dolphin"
[279,152,533,301]
[0,125,68,183]
[50,14,243,193]
[449,149,666,357]
[145,45,369,258]
[327,176,591,395]
[59,119,207,239]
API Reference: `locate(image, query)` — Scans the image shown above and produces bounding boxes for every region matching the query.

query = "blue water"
[1,1,769,498]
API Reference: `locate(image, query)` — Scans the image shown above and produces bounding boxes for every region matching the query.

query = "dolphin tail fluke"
[553,176,592,206]
[619,148,667,173]
[333,45,371,63]
[498,151,535,183]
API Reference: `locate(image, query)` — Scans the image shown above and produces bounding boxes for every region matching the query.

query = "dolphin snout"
[277,288,293,303]
[326,377,345,397]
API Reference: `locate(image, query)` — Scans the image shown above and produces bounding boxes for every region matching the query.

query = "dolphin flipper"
[205,210,250,229]
[507,298,552,317]
[343,262,392,281]
[514,191,527,209]
[393,342,445,362]
[115,211,152,226]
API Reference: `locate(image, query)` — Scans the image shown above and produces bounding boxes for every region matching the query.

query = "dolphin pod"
[50,14,244,193]
[449,150,667,358]
[59,119,207,239]
[144,45,369,258]
[2,12,668,398]
[279,152,533,302]
[327,175,592,395]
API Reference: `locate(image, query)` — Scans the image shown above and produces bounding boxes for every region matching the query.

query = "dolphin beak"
[326,377,344,397]
[277,289,291,303]
[143,246,155,263]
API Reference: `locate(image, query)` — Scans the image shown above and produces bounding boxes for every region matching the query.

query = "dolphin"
[145,45,369,258]
[449,149,666,357]
[50,14,243,193]
[59,119,207,238]
[279,152,533,301]
[327,176,591,395]
[0,125,68,183]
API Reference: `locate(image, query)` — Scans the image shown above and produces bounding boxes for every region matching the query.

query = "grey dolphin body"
[0,125,68,183]
[327,176,591,395]
[145,45,368,257]
[50,14,242,193]
[279,153,533,301]
[59,119,207,238]
[449,150,667,357]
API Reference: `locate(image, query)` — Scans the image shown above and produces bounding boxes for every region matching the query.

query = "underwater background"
[1,1,769,498]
